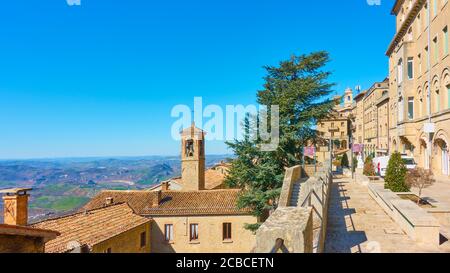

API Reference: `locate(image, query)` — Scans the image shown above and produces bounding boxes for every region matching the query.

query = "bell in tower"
[180,123,206,191]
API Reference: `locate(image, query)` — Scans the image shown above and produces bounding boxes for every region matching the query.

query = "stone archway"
[432,131,450,177]
[418,137,428,169]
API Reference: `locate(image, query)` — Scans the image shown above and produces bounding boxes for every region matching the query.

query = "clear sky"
[0,0,395,159]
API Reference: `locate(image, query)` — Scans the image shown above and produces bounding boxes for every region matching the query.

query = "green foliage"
[225,52,335,229]
[385,152,409,192]
[341,153,349,168]
[363,156,376,176]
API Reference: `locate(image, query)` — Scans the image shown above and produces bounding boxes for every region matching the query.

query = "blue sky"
[0,0,395,159]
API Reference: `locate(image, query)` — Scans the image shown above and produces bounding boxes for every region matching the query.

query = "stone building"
[387,0,450,179]
[317,91,353,151]
[82,189,257,253]
[376,87,391,156]
[32,203,152,253]
[149,123,230,191]
[363,79,390,157]
[352,90,367,147]
[80,124,258,253]
[0,188,59,253]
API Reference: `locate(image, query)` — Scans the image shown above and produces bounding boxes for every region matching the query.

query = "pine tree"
[225,52,336,231]
[385,152,409,192]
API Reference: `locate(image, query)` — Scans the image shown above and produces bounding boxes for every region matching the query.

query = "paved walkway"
[324,176,449,253]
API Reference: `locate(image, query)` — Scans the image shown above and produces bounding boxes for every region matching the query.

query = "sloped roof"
[82,189,251,217]
[31,203,151,253]
[82,190,158,215]
[144,190,251,216]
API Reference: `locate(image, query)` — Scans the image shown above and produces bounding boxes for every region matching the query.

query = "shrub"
[341,153,349,168]
[385,152,409,192]
[363,156,376,176]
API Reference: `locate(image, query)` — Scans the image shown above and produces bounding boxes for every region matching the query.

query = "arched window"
[397,58,404,85]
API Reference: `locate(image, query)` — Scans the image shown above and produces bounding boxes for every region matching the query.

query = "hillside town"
[1,0,450,254]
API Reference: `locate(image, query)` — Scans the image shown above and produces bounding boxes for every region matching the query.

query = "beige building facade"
[387,0,450,179]
[352,90,367,146]
[317,90,353,151]
[363,80,390,157]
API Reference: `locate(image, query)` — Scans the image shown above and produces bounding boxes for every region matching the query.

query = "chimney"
[153,190,162,208]
[161,182,170,191]
[105,197,114,206]
[1,188,32,226]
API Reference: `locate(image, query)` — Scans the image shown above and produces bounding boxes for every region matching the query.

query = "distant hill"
[0,155,231,223]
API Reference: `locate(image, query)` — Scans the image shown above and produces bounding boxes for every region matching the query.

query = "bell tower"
[180,123,206,191]
[344,88,353,108]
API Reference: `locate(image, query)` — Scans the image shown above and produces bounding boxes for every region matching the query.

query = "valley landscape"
[0,155,229,223]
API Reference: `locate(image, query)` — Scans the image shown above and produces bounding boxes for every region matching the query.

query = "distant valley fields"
[0,155,229,223]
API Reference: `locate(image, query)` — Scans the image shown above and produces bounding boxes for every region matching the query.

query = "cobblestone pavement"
[324,177,450,253]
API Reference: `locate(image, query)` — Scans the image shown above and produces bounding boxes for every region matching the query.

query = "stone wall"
[254,161,332,253]
[91,222,152,253]
[150,215,257,253]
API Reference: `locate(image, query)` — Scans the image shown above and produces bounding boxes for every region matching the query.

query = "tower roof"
[180,122,206,139]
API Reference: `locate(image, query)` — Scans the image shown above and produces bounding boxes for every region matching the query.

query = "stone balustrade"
[254,161,332,253]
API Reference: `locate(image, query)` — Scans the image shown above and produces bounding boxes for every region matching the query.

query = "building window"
[223,223,232,241]
[407,57,414,79]
[447,85,450,109]
[189,224,199,241]
[444,27,449,56]
[341,132,344,137]
[140,232,147,248]
[425,47,429,70]
[417,12,421,32]
[104,248,112,253]
[436,88,441,112]
[399,97,404,122]
[407,27,413,41]
[408,97,414,120]
[418,53,422,74]
[433,37,439,63]
[397,58,403,85]
[164,224,174,242]
[433,0,438,17]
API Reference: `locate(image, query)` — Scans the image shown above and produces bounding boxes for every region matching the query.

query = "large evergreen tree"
[225,52,336,230]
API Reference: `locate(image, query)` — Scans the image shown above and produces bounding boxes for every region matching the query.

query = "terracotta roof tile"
[83,189,251,217]
[31,203,151,253]
[82,190,158,215]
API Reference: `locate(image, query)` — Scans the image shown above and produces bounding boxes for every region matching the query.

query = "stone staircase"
[289,182,302,207]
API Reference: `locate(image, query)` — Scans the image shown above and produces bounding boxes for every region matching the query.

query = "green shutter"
[448,86,450,109]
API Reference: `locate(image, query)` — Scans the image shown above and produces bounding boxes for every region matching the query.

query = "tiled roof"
[83,189,252,217]
[145,190,251,216]
[82,190,158,215]
[31,203,151,253]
